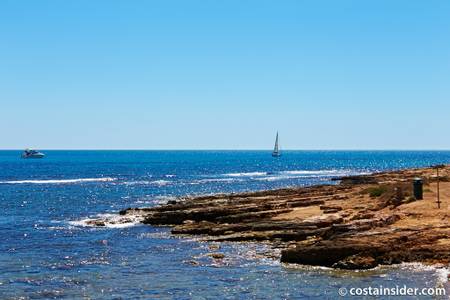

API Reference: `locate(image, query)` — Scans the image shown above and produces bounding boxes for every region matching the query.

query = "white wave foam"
[194,178,242,184]
[134,195,178,205]
[252,170,366,182]
[252,174,301,182]
[436,267,450,285]
[122,179,173,186]
[222,170,355,179]
[150,180,172,186]
[280,170,342,175]
[396,263,450,286]
[69,213,143,229]
[122,180,153,186]
[254,176,288,182]
[0,177,117,184]
[224,172,267,177]
[152,195,178,205]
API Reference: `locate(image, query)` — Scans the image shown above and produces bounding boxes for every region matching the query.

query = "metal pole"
[437,167,441,209]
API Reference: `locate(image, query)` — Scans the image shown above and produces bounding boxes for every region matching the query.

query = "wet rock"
[281,227,450,269]
[186,260,200,266]
[281,240,379,267]
[86,220,106,227]
[333,255,377,270]
[336,175,378,185]
[207,253,225,259]
[208,244,220,251]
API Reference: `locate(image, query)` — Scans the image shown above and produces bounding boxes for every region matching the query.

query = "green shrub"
[365,186,388,198]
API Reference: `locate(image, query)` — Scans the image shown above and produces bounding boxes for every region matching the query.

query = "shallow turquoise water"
[0,150,449,299]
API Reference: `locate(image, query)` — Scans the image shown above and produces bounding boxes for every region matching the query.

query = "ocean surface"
[1,150,449,299]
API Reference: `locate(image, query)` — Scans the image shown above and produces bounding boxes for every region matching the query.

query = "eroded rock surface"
[109,166,450,269]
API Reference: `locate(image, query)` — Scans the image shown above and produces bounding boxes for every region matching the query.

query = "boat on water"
[272,132,281,157]
[21,149,45,159]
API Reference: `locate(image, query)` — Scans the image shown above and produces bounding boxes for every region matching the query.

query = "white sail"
[272,132,281,157]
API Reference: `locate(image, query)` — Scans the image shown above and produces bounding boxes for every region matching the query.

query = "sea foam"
[280,170,343,175]
[121,179,172,186]
[0,177,117,184]
[223,172,267,177]
[69,213,143,229]
[193,178,243,184]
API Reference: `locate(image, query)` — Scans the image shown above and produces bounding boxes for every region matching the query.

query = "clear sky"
[1,0,449,150]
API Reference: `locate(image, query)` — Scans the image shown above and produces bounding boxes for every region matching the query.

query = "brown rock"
[115,165,450,269]
[207,253,225,259]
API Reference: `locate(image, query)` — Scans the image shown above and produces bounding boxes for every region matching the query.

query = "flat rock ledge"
[113,166,450,270]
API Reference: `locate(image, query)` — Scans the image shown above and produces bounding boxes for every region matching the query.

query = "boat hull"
[22,153,45,159]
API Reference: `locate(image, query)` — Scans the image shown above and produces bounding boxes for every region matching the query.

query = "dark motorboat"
[22,149,45,159]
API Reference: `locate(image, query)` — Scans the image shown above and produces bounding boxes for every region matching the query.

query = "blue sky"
[1,0,449,149]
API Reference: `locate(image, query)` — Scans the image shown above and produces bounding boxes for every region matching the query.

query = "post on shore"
[431,164,445,209]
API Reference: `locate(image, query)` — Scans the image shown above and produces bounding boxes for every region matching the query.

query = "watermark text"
[338,285,446,297]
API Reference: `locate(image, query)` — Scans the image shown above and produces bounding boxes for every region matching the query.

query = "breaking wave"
[254,176,292,182]
[122,179,172,186]
[280,170,343,175]
[396,263,450,286]
[223,172,267,177]
[218,169,361,182]
[149,180,172,186]
[122,180,154,186]
[0,177,117,184]
[193,178,243,184]
[69,213,143,229]
[152,195,178,205]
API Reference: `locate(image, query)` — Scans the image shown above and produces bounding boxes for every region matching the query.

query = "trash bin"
[413,178,423,200]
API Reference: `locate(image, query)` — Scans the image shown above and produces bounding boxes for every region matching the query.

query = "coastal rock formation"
[281,225,450,269]
[107,166,450,269]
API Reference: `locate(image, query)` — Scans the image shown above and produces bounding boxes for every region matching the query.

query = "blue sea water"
[0,150,449,299]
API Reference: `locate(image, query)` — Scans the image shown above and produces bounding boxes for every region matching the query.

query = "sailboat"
[272,132,281,157]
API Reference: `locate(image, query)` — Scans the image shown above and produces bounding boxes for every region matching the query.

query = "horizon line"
[2,149,450,151]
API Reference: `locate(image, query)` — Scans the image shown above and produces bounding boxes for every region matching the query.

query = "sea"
[0,150,449,299]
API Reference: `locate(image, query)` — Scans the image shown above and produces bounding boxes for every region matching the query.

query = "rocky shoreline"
[90,166,450,270]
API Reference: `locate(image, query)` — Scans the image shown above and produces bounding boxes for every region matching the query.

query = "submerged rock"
[186,260,200,266]
[207,253,225,260]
